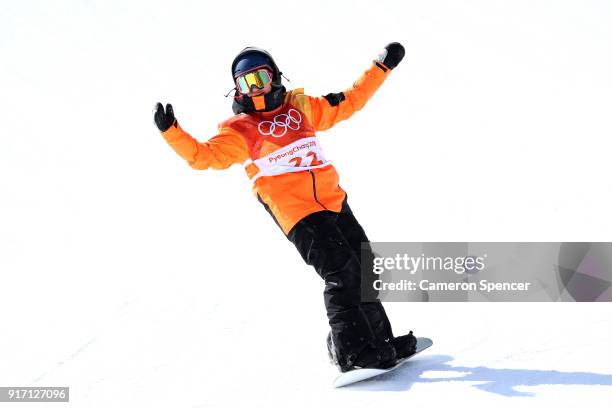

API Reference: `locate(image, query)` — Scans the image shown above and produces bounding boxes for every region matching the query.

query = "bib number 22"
[289,151,323,168]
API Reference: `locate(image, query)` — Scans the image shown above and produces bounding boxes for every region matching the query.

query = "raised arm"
[303,42,405,132]
[154,103,248,170]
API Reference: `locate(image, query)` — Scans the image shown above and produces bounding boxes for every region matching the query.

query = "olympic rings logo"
[257,108,302,138]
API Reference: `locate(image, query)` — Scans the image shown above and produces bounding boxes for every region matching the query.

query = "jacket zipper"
[309,170,328,210]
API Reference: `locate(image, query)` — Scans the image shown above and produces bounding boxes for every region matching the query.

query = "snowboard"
[332,337,433,388]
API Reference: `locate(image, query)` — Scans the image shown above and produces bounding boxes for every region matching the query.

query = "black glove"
[154,102,176,132]
[376,42,405,71]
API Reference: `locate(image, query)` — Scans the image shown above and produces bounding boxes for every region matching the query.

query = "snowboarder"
[154,43,416,372]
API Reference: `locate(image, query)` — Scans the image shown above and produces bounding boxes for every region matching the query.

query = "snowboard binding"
[391,330,417,360]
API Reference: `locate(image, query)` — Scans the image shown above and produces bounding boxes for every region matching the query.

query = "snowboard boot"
[391,330,417,360]
[327,332,397,372]
[343,341,397,372]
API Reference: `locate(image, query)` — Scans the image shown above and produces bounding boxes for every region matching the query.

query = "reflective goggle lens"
[236,69,272,94]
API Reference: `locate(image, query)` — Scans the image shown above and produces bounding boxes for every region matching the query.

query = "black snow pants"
[286,199,394,365]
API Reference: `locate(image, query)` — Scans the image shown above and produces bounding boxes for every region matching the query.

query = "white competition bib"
[247,137,331,182]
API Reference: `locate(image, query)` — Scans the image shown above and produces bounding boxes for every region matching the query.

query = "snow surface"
[1,0,612,407]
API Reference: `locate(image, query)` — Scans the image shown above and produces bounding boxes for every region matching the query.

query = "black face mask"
[232,83,286,114]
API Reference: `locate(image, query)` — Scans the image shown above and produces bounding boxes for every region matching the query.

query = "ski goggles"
[235,67,273,95]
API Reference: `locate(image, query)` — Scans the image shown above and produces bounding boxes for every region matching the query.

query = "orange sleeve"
[302,63,390,132]
[161,123,249,170]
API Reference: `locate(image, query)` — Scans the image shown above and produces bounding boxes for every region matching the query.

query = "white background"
[1,0,611,407]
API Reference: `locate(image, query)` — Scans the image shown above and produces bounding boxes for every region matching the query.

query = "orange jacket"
[161,62,390,234]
